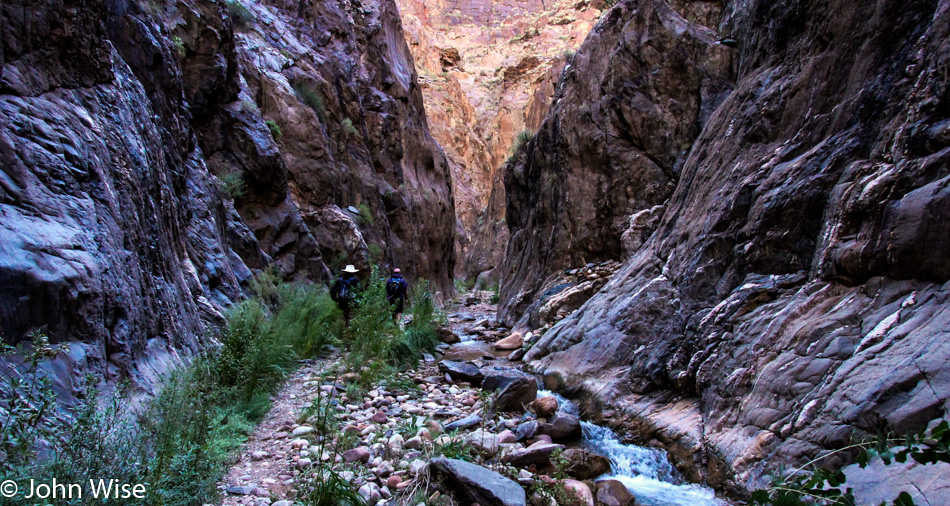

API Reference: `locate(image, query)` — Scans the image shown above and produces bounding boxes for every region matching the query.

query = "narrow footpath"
[213,290,515,506]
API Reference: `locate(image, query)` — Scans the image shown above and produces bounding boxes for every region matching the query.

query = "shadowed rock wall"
[507,0,950,496]
[0,0,454,397]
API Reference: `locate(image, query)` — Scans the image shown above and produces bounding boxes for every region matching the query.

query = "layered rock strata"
[508,0,950,496]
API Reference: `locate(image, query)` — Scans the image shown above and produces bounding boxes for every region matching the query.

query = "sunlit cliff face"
[394,0,601,272]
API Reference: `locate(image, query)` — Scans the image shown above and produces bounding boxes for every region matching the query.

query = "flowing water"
[539,391,728,506]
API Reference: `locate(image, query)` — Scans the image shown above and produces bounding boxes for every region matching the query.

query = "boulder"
[439,360,484,385]
[498,430,518,444]
[291,426,314,436]
[438,327,461,344]
[561,479,595,506]
[509,349,527,361]
[494,332,524,350]
[562,448,611,480]
[467,429,501,457]
[514,420,539,442]
[594,479,636,506]
[481,367,536,392]
[500,442,565,467]
[538,413,582,441]
[429,457,527,506]
[529,396,558,418]
[494,377,538,413]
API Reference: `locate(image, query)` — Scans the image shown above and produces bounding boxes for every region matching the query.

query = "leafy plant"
[434,431,473,461]
[299,464,366,506]
[172,35,186,58]
[344,270,441,383]
[394,416,424,439]
[751,422,950,506]
[478,389,497,417]
[0,332,61,471]
[266,119,282,140]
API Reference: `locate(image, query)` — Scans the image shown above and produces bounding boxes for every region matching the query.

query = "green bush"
[344,270,441,380]
[357,203,374,226]
[293,82,327,124]
[0,333,62,478]
[216,279,342,402]
[341,117,359,137]
[434,431,473,461]
[0,273,345,506]
[266,119,282,140]
[513,129,535,153]
[490,284,501,304]
[299,464,366,506]
[218,171,246,199]
[172,36,186,58]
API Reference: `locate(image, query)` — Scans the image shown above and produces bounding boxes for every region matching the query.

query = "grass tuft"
[266,119,282,140]
[293,82,327,124]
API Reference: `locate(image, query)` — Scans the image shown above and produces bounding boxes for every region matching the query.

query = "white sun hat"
[343,265,359,273]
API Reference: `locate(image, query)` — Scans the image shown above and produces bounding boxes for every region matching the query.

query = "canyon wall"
[395,0,600,278]
[0,0,453,397]
[508,0,950,495]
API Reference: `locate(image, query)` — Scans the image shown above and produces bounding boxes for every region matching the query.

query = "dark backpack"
[386,277,406,299]
[335,277,357,302]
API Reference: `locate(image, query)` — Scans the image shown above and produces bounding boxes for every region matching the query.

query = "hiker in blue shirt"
[331,265,361,326]
[386,268,409,322]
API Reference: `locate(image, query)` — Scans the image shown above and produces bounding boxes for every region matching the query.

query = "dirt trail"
[214,291,509,506]
[215,358,336,506]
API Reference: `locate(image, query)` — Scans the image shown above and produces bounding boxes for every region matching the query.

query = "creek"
[540,391,727,506]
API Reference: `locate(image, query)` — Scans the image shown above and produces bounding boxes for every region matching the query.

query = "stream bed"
[541,391,727,506]
[443,301,728,505]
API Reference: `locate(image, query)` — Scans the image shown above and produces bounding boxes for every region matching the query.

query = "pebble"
[409,459,427,476]
[343,447,371,463]
[291,426,313,436]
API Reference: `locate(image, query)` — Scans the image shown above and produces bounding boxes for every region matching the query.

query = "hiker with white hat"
[331,265,361,326]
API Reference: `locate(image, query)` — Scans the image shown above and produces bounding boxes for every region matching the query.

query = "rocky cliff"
[0,0,453,396]
[508,0,950,496]
[395,0,600,278]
